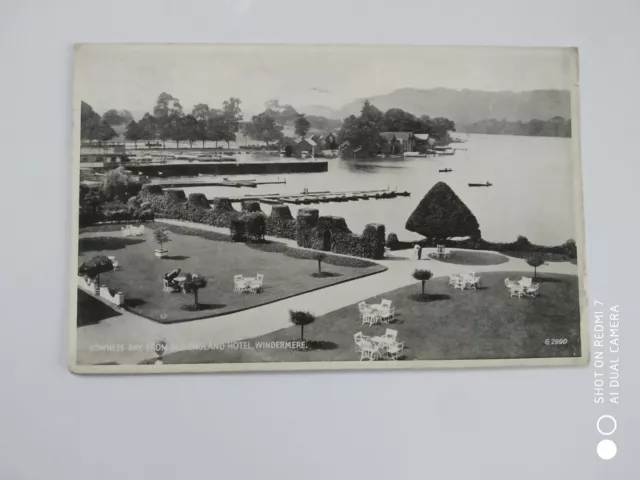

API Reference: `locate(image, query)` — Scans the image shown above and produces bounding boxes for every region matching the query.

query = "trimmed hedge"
[265,205,297,240]
[138,187,386,259]
[295,208,386,260]
[388,234,578,261]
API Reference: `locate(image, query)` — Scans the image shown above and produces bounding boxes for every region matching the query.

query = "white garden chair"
[380,306,395,324]
[385,341,405,360]
[249,278,263,294]
[233,275,246,293]
[361,309,379,327]
[463,273,477,290]
[449,274,461,286]
[121,226,131,237]
[382,329,398,343]
[354,332,371,353]
[520,277,533,288]
[162,279,172,293]
[509,283,524,298]
[359,341,382,361]
[381,299,392,310]
[357,301,369,320]
[453,277,466,291]
[523,283,540,298]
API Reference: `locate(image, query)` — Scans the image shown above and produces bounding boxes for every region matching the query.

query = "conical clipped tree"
[405,182,480,241]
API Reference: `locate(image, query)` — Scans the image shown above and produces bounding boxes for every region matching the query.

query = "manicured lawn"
[77,230,386,323]
[429,250,510,266]
[158,271,581,363]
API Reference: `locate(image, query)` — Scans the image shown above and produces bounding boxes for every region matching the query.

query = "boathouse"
[293,138,317,158]
[413,133,433,153]
[380,132,414,154]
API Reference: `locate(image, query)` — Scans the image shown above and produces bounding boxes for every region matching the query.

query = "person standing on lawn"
[417,244,422,260]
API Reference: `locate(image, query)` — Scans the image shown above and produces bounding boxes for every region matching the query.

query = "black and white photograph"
[70,44,586,372]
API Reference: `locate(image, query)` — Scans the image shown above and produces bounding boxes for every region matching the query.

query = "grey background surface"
[0,0,638,478]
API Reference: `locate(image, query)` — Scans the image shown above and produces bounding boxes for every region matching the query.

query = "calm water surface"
[168,134,577,246]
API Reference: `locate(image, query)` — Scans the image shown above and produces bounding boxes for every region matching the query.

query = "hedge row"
[386,232,578,261]
[265,205,297,240]
[79,204,154,227]
[138,185,242,228]
[295,209,386,260]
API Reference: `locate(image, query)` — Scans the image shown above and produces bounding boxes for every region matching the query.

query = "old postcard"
[69,44,587,373]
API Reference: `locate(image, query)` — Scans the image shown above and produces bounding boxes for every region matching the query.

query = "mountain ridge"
[299,87,571,125]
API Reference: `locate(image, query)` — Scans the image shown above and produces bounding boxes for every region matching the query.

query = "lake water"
[168,134,577,246]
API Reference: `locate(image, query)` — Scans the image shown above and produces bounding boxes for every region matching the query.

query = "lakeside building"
[293,138,317,158]
[379,132,414,154]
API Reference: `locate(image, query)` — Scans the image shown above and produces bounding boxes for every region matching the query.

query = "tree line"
[458,116,571,138]
[124,93,243,148]
[337,100,456,155]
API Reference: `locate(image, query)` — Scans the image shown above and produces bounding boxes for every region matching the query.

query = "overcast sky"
[75,44,575,118]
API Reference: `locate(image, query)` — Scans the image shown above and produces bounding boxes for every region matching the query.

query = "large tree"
[125,120,142,148]
[337,101,383,156]
[192,103,211,147]
[80,101,103,140]
[405,182,480,240]
[97,120,117,143]
[182,114,199,148]
[243,112,284,146]
[103,109,134,126]
[153,92,183,148]
[220,97,243,149]
[137,113,157,146]
[294,113,311,139]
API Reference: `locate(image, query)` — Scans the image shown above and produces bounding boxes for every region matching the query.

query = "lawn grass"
[158,271,581,364]
[77,230,386,323]
[429,250,509,266]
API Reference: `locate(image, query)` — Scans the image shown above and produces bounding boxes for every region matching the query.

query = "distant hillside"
[322,88,570,124]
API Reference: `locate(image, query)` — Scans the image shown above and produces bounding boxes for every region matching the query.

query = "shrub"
[78,255,113,283]
[562,239,577,259]
[288,310,316,343]
[526,254,545,279]
[386,232,399,247]
[153,228,171,250]
[310,252,327,273]
[182,273,208,309]
[101,167,145,202]
[412,269,433,296]
[405,182,480,240]
[243,212,266,241]
[230,218,246,242]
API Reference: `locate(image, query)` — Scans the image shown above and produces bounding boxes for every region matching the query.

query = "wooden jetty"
[209,188,410,205]
[152,178,287,188]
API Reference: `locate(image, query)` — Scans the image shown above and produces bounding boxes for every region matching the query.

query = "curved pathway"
[76,220,578,365]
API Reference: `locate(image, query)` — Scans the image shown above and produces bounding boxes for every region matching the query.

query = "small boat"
[439,168,453,173]
[468,182,493,187]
